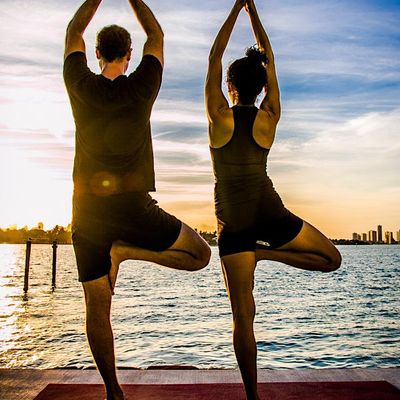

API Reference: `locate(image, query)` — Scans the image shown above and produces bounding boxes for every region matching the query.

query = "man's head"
[96,25,132,64]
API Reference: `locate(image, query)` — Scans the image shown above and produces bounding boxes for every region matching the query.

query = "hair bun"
[245,46,268,65]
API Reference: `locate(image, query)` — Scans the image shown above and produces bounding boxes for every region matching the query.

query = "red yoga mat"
[34,381,400,400]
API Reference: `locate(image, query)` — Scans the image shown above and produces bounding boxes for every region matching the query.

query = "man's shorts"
[72,192,182,282]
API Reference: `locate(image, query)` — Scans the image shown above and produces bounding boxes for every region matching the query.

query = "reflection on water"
[0,244,399,369]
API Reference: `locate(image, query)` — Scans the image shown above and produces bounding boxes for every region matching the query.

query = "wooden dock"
[1,368,399,400]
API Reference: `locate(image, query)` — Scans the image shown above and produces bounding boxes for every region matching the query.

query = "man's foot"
[106,394,125,400]
[105,382,125,400]
[106,387,125,400]
[109,241,128,295]
[110,240,155,293]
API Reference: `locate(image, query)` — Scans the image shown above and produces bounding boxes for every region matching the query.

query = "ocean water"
[0,244,399,369]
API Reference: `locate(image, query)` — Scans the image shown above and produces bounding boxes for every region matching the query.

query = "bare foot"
[104,381,125,400]
[109,241,127,295]
[106,387,125,400]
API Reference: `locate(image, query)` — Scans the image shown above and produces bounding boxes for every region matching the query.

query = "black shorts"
[72,192,182,282]
[215,179,304,258]
[218,209,303,257]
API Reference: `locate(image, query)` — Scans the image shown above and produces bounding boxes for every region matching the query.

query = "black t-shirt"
[63,52,162,195]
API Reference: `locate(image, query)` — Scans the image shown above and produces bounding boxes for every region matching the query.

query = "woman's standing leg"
[221,251,260,400]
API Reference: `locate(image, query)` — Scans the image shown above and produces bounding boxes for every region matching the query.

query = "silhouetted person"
[205,1,342,399]
[64,1,210,399]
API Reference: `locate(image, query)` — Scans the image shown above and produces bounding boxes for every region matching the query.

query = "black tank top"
[210,105,269,181]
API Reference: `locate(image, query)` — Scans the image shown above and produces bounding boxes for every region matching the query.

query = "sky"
[0,0,399,239]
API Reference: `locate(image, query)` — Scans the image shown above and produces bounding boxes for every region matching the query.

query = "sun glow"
[0,148,73,230]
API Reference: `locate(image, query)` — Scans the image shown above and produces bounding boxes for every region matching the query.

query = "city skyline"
[352,223,400,244]
[0,0,399,237]
[1,220,400,243]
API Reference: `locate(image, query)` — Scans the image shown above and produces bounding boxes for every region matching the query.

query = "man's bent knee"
[197,242,211,270]
[183,243,211,271]
[175,227,211,271]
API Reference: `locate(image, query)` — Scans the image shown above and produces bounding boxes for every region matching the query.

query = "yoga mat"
[34,381,400,400]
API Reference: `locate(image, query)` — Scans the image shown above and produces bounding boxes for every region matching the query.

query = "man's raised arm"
[128,0,164,66]
[64,0,103,60]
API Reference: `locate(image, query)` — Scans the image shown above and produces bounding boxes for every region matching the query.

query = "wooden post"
[23,239,32,293]
[52,240,58,290]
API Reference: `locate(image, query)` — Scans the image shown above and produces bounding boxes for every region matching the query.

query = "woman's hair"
[227,46,268,104]
[96,25,132,63]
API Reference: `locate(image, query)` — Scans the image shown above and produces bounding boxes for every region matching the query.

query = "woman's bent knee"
[323,247,342,273]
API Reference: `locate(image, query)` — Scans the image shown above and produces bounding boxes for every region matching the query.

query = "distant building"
[362,233,367,241]
[377,225,383,243]
[385,231,393,244]
[352,232,359,241]
[368,230,377,243]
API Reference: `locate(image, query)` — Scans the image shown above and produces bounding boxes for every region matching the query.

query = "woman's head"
[96,25,132,63]
[227,46,268,105]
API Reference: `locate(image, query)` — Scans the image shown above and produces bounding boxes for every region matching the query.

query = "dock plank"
[1,368,399,400]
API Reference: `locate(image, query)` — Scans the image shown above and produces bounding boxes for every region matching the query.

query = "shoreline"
[0,241,399,246]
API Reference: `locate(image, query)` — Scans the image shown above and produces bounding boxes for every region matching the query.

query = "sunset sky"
[0,0,399,238]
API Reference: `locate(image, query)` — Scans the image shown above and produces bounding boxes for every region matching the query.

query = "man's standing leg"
[83,276,124,400]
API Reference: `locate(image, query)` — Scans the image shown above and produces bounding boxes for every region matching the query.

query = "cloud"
[0,125,74,179]
[300,108,400,182]
[269,107,400,215]
[153,99,207,126]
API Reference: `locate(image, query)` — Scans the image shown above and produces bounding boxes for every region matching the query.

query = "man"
[63,1,211,399]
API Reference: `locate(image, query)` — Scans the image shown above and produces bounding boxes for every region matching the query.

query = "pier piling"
[52,240,57,290]
[23,240,32,293]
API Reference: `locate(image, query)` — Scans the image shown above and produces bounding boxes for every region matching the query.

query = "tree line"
[0,225,217,246]
[0,226,72,244]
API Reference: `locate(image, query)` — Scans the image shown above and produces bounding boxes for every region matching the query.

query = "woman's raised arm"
[205,0,246,122]
[246,0,281,121]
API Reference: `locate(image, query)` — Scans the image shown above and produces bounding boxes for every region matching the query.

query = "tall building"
[368,230,377,243]
[352,232,359,241]
[377,225,383,243]
[385,231,393,244]
[362,233,367,241]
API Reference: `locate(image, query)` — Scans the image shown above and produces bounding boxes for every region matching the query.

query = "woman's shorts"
[217,208,303,257]
[215,179,304,258]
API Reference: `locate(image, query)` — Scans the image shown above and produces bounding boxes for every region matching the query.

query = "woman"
[205,1,342,399]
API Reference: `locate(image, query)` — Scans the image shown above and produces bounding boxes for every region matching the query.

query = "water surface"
[0,244,399,369]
